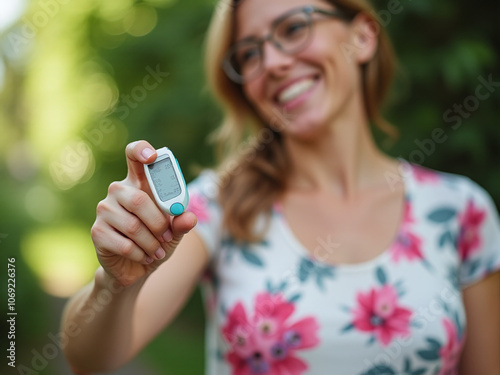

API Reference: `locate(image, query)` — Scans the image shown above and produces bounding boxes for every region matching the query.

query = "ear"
[348,13,379,64]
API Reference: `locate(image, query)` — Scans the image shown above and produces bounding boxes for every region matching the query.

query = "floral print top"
[186,161,500,375]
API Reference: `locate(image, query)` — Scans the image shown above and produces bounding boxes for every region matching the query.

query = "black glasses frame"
[222,5,354,84]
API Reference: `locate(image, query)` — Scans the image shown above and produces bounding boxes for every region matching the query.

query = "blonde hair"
[204,0,397,242]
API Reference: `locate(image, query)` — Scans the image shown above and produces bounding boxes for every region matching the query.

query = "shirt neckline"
[273,158,414,273]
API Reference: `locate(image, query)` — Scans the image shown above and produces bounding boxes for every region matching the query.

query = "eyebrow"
[232,5,307,46]
[233,35,261,45]
[232,5,350,46]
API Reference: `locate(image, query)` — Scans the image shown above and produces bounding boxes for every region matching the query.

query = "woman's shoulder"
[186,168,224,216]
[187,169,220,197]
[404,161,494,205]
[186,169,225,257]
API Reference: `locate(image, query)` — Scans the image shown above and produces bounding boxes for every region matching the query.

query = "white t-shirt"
[186,160,500,375]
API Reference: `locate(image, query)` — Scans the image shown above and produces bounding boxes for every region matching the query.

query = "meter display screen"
[148,157,181,202]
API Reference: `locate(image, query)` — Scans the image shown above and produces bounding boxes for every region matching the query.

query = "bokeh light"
[49,139,95,190]
[24,184,62,223]
[21,225,100,298]
[6,140,40,181]
[125,4,158,37]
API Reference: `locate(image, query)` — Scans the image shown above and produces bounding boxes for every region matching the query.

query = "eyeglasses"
[222,5,353,84]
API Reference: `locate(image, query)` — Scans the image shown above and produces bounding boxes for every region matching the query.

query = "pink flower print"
[390,201,424,263]
[284,317,320,350]
[391,230,424,262]
[413,165,440,184]
[352,285,412,346]
[254,293,295,327]
[187,193,210,223]
[222,302,255,358]
[458,200,486,262]
[271,356,308,374]
[222,292,320,375]
[439,318,464,375]
[227,352,308,375]
[403,200,415,224]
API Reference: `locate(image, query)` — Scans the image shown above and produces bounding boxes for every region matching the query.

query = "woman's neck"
[282,114,397,201]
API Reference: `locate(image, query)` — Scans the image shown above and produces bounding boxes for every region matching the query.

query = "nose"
[261,41,294,77]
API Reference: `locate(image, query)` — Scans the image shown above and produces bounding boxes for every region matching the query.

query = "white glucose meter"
[144,147,189,216]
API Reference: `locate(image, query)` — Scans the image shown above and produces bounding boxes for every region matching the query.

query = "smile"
[275,76,318,109]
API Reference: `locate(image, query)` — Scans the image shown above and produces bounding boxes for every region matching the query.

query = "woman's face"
[234,0,375,140]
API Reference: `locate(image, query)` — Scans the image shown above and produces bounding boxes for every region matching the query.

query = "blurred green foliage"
[0,0,498,374]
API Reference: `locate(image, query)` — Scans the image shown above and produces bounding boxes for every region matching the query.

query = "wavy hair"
[204,0,397,242]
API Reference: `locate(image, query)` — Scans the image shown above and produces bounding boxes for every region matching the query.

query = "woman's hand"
[90,140,197,287]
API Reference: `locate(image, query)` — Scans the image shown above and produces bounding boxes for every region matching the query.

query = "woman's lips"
[274,75,319,111]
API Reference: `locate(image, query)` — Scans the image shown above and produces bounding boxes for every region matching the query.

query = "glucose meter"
[144,147,189,216]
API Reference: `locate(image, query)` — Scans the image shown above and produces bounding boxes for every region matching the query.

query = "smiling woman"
[61,0,500,374]
[206,0,397,242]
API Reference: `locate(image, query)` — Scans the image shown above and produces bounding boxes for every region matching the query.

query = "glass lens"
[230,40,262,80]
[224,8,314,83]
[274,10,311,53]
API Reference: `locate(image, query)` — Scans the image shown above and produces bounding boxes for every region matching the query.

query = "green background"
[0,0,499,374]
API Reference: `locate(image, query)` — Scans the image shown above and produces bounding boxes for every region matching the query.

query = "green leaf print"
[340,322,355,332]
[438,230,454,248]
[402,357,427,375]
[297,257,334,291]
[417,348,440,361]
[288,293,302,303]
[425,337,441,350]
[376,266,388,285]
[298,258,314,282]
[427,207,457,223]
[361,364,396,375]
[241,249,264,267]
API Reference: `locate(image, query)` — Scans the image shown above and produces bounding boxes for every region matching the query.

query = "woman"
[62,0,500,374]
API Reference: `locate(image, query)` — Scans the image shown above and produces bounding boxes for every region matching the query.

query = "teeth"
[278,79,315,103]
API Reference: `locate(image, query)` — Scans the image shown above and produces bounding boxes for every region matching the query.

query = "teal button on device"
[170,202,185,216]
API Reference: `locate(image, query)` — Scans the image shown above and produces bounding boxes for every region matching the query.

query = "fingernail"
[145,256,154,264]
[142,148,154,160]
[162,229,173,242]
[155,248,166,260]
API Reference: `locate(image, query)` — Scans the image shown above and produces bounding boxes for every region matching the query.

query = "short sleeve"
[458,178,500,288]
[186,170,223,259]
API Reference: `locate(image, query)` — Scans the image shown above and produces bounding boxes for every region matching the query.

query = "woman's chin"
[282,121,327,143]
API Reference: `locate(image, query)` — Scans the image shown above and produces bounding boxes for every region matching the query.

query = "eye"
[284,20,307,37]
[275,15,309,44]
[241,47,259,63]
[235,44,261,66]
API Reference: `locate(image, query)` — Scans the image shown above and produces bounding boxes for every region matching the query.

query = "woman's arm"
[61,141,209,373]
[459,271,500,375]
[61,267,147,374]
[62,230,209,374]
